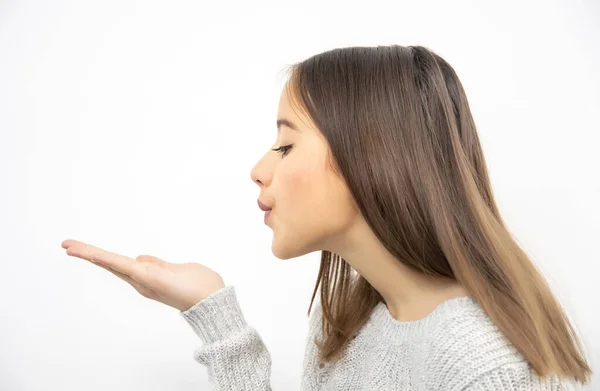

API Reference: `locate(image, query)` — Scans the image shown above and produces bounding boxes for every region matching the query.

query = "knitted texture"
[179,285,577,390]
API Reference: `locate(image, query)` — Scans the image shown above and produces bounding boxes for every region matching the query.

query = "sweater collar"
[366,295,481,342]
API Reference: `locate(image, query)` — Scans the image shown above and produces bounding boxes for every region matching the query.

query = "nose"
[250,149,272,188]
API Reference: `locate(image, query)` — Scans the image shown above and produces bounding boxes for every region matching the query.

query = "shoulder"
[420,298,576,390]
[459,364,578,390]
[420,298,521,389]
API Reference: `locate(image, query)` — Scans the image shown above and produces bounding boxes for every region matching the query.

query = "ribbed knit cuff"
[179,285,248,345]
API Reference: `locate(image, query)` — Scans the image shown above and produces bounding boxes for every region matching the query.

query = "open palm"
[61,239,225,312]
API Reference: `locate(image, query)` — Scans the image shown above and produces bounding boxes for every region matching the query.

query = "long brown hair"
[282,45,591,384]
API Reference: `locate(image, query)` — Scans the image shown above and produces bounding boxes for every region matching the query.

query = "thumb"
[136,255,167,267]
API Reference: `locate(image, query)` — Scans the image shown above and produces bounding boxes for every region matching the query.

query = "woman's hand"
[61,239,226,312]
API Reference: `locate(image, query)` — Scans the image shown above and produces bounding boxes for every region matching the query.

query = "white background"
[0,0,598,389]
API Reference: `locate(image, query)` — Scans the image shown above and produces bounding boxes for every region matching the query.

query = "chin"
[271,245,300,260]
[271,240,304,260]
[271,236,322,260]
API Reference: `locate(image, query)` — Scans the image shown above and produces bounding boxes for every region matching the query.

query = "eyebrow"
[277,118,300,132]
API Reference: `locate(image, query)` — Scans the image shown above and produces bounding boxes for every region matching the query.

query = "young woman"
[62,44,591,390]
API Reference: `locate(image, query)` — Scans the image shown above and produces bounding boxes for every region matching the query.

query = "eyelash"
[272,144,292,157]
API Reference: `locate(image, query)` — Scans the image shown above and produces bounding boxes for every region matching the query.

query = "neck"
[327,217,470,322]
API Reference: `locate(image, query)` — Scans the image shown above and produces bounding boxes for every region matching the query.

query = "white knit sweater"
[179,285,577,390]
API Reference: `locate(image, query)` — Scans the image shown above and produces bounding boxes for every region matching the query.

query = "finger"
[61,239,78,249]
[96,263,156,299]
[63,240,112,264]
[97,262,137,285]
[63,241,147,283]
[90,251,151,284]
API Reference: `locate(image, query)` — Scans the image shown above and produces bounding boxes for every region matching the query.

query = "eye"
[272,144,292,157]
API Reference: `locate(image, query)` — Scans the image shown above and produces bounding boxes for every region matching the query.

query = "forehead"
[277,83,314,134]
[277,83,297,118]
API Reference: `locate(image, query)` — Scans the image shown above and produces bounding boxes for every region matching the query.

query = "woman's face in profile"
[250,82,358,260]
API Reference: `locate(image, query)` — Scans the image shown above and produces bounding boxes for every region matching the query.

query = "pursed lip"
[257,199,272,211]
[264,209,274,225]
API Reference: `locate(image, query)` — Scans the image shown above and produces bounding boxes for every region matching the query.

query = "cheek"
[269,154,356,258]
[280,166,315,209]
[280,162,353,234]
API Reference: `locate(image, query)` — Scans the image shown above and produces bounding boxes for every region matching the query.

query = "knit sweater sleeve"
[179,285,273,390]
